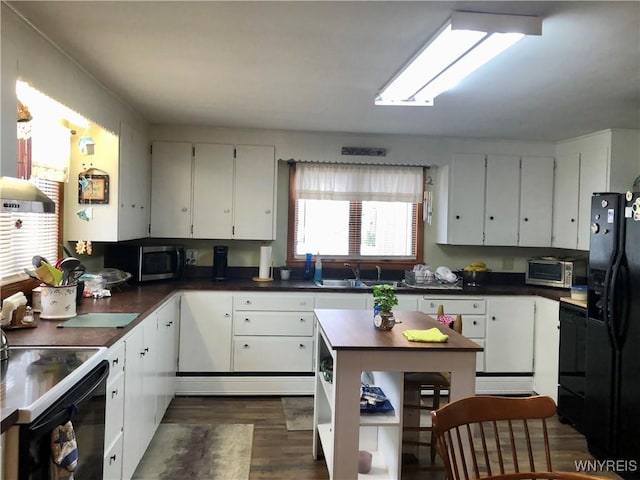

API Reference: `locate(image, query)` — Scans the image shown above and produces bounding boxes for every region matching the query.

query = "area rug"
[132,423,253,480]
[282,396,314,431]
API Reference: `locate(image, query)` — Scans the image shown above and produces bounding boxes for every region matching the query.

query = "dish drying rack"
[403,270,463,290]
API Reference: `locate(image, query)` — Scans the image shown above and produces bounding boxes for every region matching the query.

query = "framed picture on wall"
[78,172,109,204]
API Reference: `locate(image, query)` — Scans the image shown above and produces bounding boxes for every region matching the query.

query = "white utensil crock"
[39,285,77,319]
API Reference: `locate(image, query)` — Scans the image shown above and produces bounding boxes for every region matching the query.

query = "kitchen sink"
[314,279,400,288]
[314,279,363,288]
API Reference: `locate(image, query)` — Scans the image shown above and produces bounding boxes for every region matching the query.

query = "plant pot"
[280,269,291,280]
[374,311,395,330]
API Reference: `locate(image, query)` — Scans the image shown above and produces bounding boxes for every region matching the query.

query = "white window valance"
[294,163,423,203]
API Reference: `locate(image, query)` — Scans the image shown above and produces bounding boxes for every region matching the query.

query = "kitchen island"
[313,309,482,479]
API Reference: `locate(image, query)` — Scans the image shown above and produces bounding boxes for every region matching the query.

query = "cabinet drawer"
[234,312,314,336]
[233,338,313,372]
[103,431,123,480]
[106,342,125,378]
[105,371,125,447]
[234,295,314,311]
[419,297,486,315]
[461,315,486,338]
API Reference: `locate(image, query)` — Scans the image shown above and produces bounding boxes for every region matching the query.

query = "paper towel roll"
[258,246,272,279]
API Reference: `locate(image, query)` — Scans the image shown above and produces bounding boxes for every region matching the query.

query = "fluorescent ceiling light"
[16,80,90,128]
[375,11,542,106]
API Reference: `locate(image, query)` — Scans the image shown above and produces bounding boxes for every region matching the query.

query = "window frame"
[286,163,425,271]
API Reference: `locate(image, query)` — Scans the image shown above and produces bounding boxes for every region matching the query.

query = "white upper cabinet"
[118,121,151,241]
[437,153,486,245]
[484,155,520,246]
[554,129,639,251]
[519,156,554,247]
[438,153,555,247]
[150,141,192,238]
[233,145,276,240]
[551,153,580,249]
[192,143,234,238]
[150,142,276,240]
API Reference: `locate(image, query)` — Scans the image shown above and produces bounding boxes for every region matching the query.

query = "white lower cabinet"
[233,293,315,372]
[104,342,125,480]
[533,297,560,401]
[178,292,233,372]
[119,295,180,480]
[485,296,535,373]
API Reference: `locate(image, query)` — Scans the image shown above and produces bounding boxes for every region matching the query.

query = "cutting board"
[57,313,138,328]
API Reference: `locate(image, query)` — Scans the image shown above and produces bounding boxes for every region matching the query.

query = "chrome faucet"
[344,262,360,280]
[375,265,382,281]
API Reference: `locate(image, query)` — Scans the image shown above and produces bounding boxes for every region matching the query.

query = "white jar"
[39,285,77,319]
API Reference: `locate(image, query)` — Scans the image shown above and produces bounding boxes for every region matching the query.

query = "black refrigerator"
[586,192,640,478]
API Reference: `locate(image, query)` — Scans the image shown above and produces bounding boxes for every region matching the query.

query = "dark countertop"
[4,277,570,349]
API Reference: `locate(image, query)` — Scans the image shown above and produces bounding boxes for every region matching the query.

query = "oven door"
[17,360,108,480]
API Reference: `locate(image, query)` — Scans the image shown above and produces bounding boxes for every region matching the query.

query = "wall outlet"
[502,256,514,271]
[185,249,199,266]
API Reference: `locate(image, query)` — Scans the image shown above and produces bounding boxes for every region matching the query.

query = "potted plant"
[372,284,398,330]
[280,263,291,281]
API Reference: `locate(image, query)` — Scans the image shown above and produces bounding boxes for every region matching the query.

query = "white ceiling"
[7,1,640,142]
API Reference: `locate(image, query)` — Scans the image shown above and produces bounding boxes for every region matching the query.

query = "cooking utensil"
[59,257,81,285]
[34,264,56,285]
[24,268,40,281]
[32,255,48,267]
[60,244,75,257]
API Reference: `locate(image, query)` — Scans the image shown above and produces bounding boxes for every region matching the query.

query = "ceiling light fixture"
[375,11,542,106]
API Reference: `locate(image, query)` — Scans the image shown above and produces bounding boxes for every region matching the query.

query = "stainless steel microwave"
[525,257,587,288]
[104,245,185,282]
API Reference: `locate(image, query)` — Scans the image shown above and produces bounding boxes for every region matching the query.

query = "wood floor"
[160,395,616,480]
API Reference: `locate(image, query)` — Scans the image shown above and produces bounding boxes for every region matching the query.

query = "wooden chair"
[431,395,604,480]
[402,307,463,467]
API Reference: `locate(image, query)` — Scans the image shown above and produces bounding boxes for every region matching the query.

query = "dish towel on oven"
[403,327,449,343]
[51,420,78,480]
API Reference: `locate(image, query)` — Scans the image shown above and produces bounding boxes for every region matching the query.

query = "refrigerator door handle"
[611,259,630,348]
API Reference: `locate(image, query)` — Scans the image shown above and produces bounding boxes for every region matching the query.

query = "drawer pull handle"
[166,321,173,327]
[243,344,250,349]
[300,318,305,322]
[111,388,119,398]
[224,313,230,317]
[110,454,117,464]
[299,344,306,349]
[492,316,496,321]
[245,318,250,322]
[473,320,477,325]
[245,300,252,305]
[473,303,478,308]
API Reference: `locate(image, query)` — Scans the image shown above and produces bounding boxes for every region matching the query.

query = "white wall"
[1,4,148,177]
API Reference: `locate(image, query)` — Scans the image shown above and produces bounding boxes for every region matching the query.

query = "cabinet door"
[118,120,150,241]
[485,297,535,373]
[179,292,233,372]
[552,154,580,249]
[156,296,180,417]
[192,143,234,238]
[533,297,560,401]
[150,141,192,237]
[122,327,144,480]
[577,147,608,250]
[233,145,276,239]
[140,316,159,449]
[519,156,554,247]
[447,154,486,245]
[485,155,520,246]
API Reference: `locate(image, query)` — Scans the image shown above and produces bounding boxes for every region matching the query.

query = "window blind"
[0,178,59,284]
[294,163,423,203]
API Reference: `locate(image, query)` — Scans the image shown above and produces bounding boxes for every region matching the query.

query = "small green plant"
[281,262,291,271]
[372,284,398,313]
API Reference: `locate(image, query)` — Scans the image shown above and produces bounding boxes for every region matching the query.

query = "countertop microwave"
[104,245,185,282]
[525,257,587,289]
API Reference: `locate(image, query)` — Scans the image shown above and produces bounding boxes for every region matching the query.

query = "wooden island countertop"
[315,308,483,352]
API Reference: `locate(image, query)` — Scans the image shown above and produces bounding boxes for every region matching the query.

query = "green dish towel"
[403,327,449,343]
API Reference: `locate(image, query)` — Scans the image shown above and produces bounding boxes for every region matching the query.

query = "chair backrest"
[432,395,558,480]
[437,304,463,334]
